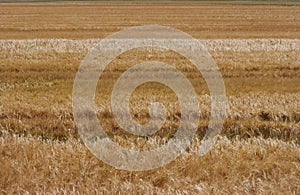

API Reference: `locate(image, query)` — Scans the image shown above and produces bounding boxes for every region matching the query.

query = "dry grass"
[0,2,300,194]
[1,39,299,140]
[1,132,299,194]
[1,38,299,193]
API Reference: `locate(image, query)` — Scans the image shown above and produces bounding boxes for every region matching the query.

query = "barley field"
[0,2,300,194]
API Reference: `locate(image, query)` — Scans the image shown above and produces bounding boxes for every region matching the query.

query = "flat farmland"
[0,3,300,39]
[0,3,300,194]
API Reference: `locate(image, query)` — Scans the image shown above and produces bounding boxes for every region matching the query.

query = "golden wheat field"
[0,2,300,194]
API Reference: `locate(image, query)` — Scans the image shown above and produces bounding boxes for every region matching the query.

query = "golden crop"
[0,3,299,194]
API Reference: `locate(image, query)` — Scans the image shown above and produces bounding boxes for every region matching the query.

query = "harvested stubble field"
[0,2,300,194]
